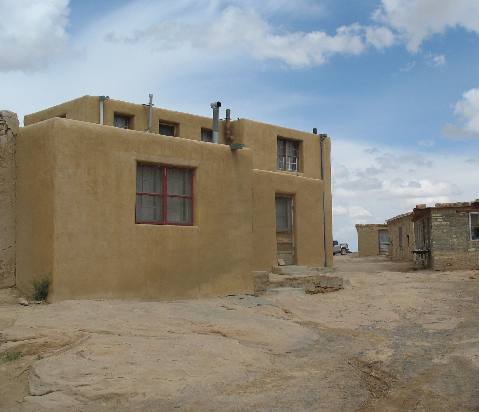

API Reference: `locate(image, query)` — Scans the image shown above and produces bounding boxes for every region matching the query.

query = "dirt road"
[1,255,478,411]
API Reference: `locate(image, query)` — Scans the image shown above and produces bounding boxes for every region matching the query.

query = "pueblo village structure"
[0,96,333,301]
[356,201,479,270]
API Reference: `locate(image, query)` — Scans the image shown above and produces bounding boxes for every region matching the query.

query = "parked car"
[333,240,349,255]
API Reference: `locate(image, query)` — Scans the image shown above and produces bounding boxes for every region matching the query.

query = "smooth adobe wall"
[232,119,323,179]
[25,96,227,144]
[15,121,56,296]
[252,170,328,270]
[17,118,254,301]
[356,225,387,257]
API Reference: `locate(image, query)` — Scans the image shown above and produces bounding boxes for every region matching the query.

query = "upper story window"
[114,113,133,129]
[471,213,479,240]
[136,163,193,225]
[159,121,178,137]
[277,138,300,172]
[201,128,213,142]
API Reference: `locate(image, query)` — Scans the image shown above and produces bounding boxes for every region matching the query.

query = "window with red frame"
[136,164,193,225]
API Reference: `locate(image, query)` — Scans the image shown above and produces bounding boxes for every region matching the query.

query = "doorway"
[378,229,389,255]
[276,195,295,265]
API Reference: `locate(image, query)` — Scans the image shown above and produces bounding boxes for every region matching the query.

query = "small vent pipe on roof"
[99,96,109,125]
[147,94,154,132]
[225,108,232,144]
[210,101,221,144]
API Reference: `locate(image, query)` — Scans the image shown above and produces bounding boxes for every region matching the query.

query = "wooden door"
[276,196,295,265]
[378,229,389,255]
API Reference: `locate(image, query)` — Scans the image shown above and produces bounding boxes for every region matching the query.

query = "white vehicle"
[333,240,349,255]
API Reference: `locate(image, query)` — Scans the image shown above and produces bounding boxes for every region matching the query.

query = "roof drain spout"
[210,101,221,144]
[99,96,109,125]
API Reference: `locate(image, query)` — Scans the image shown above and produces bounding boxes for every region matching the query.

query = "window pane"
[472,214,479,240]
[167,168,192,196]
[137,165,163,193]
[276,197,291,232]
[114,115,130,129]
[201,128,213,142]
[167,197,192,224]
[159,123,176,136]
[136,195,163,223]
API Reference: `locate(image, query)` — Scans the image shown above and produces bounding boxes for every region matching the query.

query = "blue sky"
[0,0,478,249]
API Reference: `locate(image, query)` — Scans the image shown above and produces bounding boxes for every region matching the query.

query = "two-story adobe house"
[2,96,332,300]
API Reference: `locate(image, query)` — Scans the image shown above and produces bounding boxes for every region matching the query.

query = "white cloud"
[417,139,435,147]
[373,0,479,52]
[332,139,478,249]
[444,88,479,139]
[0,0,69,72]
[429,54,446,67]
[365,26,396,49]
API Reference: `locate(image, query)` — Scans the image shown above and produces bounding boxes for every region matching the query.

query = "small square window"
[114,113,133,129]
[159,121,177,137]
[471,213,479,240]
[201,128,213,142]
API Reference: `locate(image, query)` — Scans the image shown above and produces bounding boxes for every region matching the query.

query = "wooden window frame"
[201,127,213,142]
[277,137,301,172]
[159,120,179,137]
[135,163,194,226]
[114,112,134,129]
[470,212,479,241]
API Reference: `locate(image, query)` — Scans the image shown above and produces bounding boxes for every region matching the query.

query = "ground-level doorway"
[275,195,295,265]
[378,229,389,255]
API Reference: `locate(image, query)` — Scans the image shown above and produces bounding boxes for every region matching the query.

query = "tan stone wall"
[430,208,479,270]
[356,224,388,257]
[16,119,255,301]
[387,215,415,261]
[0,111,19,288]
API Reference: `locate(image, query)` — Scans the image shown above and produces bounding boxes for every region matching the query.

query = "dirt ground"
[1,255,478,411]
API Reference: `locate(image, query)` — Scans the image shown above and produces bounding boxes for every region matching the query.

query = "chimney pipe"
[147,93,154,132]
[210,101,221,144]
[99,96,109,125]
[312,128,318,134]
[225,108,232,143]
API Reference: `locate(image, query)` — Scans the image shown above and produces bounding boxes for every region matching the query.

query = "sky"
[0,0,478,250]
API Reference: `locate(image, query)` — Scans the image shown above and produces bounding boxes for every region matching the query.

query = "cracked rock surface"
[1,255,479,411]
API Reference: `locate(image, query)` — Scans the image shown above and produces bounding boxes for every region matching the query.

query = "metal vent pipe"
[99,96,109,125]
[210,101,221,144]
[147,94,154,132]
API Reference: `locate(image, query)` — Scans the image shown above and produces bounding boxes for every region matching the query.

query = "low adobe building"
[386,212,415,261]
[412,202,479,270]
[0,96,333,301]
[355,224,389,257]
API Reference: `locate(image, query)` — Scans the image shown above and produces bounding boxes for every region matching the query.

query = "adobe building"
[412,202,479,270]
[355,224,389,257]
[386,212,415,261]
[0,96,333,301]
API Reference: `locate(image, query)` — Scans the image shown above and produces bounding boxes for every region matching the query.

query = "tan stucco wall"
[16,118,254,301]
[24,96,227,144]
[356,224,388,257]
[19,97,333,300]
[252,170,329,270]
[16,121,55,295]
[232,119,323,178]
[387,215,415,261]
